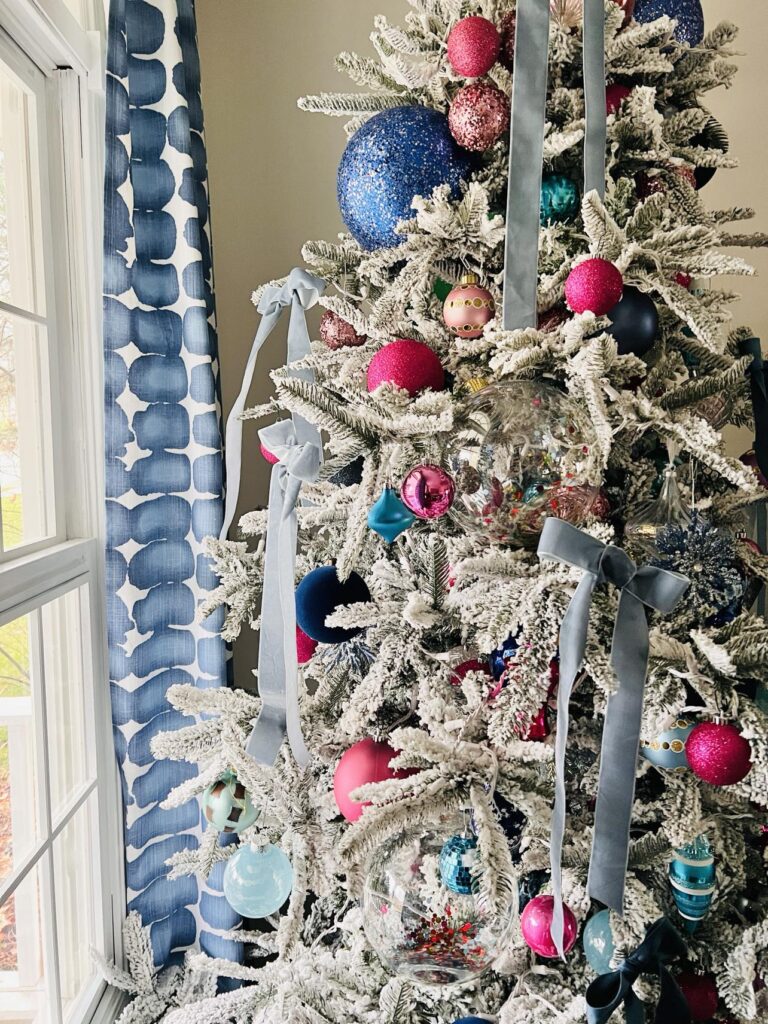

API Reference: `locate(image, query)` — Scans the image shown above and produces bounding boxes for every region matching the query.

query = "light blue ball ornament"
[439,834,479,895]
[540,173,579,225]
[582,909,615,975]
[633,0,704,47]
[639,717,694,771]
[337,105,473,250]
[367,487,415,542]
[669,834,715,932]
[223,842,293,918]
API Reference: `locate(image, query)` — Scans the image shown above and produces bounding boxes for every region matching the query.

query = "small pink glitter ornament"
[565,258,624,316]
[319,309,366,350]
[401,464,456,519]
[443,273,496,339]
[521,895,578,958]
[446,15,500,78]
[686,722,752,786]
[448,81,510,152]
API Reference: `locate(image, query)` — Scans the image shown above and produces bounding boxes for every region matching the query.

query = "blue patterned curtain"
[103,0,240,968]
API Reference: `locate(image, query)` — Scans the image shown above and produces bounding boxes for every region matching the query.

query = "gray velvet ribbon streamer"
[537,519,689,957]
[245,420,320,768]
[503,0,606,329]
[220,267,325,539]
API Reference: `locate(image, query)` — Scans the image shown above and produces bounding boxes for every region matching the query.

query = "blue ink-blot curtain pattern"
[103,0,241,968]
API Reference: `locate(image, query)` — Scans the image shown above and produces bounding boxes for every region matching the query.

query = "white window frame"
[0,1,125,1023]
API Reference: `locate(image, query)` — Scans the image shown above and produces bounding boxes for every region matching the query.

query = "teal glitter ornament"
[223,842,293,918]
[202,771,260,834]
[368,487,415,542]
[583,909,615,975]
[669,835,715,932]
[540,173,579,224]
[439,834,479,895]
[639,718,694,772]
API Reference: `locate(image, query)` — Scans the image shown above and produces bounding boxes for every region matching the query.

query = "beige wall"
[197,0,768,679]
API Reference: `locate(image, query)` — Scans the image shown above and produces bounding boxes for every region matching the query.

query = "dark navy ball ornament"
[295,566,371,644]
[605,285,659,357]
[633,0,704,47]
[439,834,478,895]
[337,105,473,250]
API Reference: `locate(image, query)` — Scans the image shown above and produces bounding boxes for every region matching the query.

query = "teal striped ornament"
[669,835,715,932]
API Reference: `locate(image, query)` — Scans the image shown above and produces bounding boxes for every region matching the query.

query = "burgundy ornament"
[565,259,624,316]
[448,81,510,152]
[676,972,719,1022]
[319,309,366,350]
[520,895,578,958]
[606,83,632,115]
[499,10,516,70]
[675,271,692,289]
[443,273,496,338]
[741,449,768,489]
[537,305,570,332]
[687,722,752,786]
[446,16,500,78]
[401,464,456,519]
[451,658,492,687]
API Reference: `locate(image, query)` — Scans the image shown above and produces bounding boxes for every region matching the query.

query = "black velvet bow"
[738,337,768,481]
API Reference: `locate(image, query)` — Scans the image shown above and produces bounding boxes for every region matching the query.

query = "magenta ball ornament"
[520,895,578,958]
[686,722,752,786]
[401,464,456,519]
[333,738,403,822]
[319,309,366,349]
[448,81,510,152]
[367,338,445,397]
[260,442,279,465]
[443,273,496,339]
[565,259,624,316]
[446,16,501,78]
[296,626,317,666]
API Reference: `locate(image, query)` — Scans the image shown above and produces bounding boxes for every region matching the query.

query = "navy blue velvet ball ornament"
[453,1019,491,1024]
[540,173,579,225]
[633,0,704,47]
[337,105,473,250]
[295,566,371,644]
[605,285,659,357]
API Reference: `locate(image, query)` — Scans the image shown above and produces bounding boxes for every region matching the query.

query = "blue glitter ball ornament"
[540,173,579,225]
[337,105,473,250]
[367,487,415,543]
[669,834,715,932]
[439,834,479,895]
[583,909,615,975]
[640,718,694,772]
[488,632,519,681]
[223,842,293,918]
[633,0,704,47]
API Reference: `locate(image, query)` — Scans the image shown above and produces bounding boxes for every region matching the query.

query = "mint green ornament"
[540,173,579,225]
[202,771,260,834]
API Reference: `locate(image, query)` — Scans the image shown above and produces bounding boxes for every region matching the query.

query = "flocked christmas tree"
[100,1,768,1021]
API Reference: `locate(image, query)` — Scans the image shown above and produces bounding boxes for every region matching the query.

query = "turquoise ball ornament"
[583,909,615,975]
[223,842,293,918]
[202,771,260,834]
[540,173,579,225]
[368,487,415,542]
[439,834,479,895]
[669,835,715,932]
[639,717,694,771]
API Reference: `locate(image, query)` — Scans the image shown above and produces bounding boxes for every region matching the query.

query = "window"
[0,2,122,1024]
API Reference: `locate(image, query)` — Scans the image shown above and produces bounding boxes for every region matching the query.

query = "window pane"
[0,857,51,1024]
[0,58,44,315]
[0,312,54,551]
[0,611,39,888]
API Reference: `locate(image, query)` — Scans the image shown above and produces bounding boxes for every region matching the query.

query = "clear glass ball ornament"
[361,816,517,986]
[445,380,597,547]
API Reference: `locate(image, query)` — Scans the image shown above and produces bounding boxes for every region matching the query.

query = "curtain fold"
[103,0,239,968]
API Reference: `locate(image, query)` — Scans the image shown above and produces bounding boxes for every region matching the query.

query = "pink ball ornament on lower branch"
[367,339,445,397]
[520,895,578,958]
[686,721,752,786]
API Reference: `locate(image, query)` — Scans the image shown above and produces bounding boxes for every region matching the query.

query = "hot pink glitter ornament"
[606,82,632,115]
[296,626,318,666]
[520,895,578,958]
[401,464,456,519]
[443,273,496,338]
[499,10,516,70]
[319,309,366,350]
[446,15,500,78]
[260,442,279,465]
[367,338,445,397]
[448,81,511,152]
[565,258,624,316]
[686,722,752,786]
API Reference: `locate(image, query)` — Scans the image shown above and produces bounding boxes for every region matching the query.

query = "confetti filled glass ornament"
[499,10,516,70]
[443,273,495,339]
[606,83,632,115]
[686,721,752,786]
[401,465,455,520]
[540,174,579,224]
[334,738,406,822]
[337,105,472,250]
[582,909,615,975]
[565,259,624,316]
[448,81,510,152]
[296,626,318,666]
[633,0,704,47]
[669,835,715,932]
[640,717,694,771]
[295,565,371,644]
[520,895,578,958]
[361,817,516,985]
[319,309,366,349]
[446,16,501,78]
[624,463,691,559]
[367,338,445,396]
[604,285,659,356]
[202,771,260,834]
[445,380,597,547]
[676,972,719,1022]
[223,842,293,918]
[368,487,415,542]
[439,834,479,895]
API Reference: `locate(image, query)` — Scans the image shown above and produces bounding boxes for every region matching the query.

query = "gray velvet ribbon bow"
[245,420,320,768]
[537,519,689,957]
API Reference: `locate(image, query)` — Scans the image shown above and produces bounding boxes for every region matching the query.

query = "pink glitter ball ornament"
[446,15,500,78]
[260,442,279,465]
[448,81,511,152]
[686,722,752,786]
[565,258,624,316]
[366,338,445,397]
[520,895,578,958]
[400,464,456,519]
[319,309,366,349]
[443,273,496,338]
[296,626,318,666]
[606,82,632,115]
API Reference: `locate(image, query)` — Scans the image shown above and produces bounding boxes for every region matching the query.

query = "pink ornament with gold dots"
[443,273,496,339]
